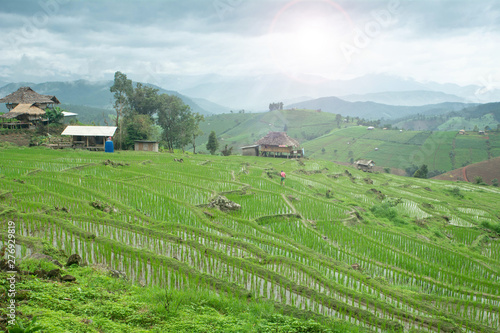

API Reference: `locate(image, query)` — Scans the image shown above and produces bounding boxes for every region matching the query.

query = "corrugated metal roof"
[62,111,78,117]
[61,126,117,137]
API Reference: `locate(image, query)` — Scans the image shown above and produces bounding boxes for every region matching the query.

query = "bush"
[370,203,406,225]
[19,258,60,273]
[221,144,233,156]
[481,221,500,234]
[449,187,463,198]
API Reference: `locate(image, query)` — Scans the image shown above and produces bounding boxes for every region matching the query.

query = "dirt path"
[462,165,469,182]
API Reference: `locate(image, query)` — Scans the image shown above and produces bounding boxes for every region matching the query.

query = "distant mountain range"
[1,73,499,123]
[0,80,231,116]
[175,73,500,111]
[340,90,467,106]
[286,96,475,120]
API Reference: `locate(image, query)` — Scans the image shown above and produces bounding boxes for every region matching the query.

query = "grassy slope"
[197,110,500,173]
[0,258,340,333]
[0,147,499,332]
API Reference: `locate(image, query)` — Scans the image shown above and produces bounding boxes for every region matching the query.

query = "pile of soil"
[207,195,241,212]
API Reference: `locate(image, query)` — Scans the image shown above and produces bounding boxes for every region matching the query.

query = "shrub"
[370,203,406,225]
[481,221,500,234]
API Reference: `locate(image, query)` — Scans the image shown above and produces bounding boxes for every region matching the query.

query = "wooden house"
[255,132,302,158]
[61,126,117,150]
[134,140,159,152]
[354,159,375,172]
[0,86,60,111]
[241,145,259,156]
[0,103,46,129]
[0,87,60,128]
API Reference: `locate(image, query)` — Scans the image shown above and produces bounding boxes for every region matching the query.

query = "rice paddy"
[1,146,499,332]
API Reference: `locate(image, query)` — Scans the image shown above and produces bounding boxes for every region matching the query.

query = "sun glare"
[268,0,353,82]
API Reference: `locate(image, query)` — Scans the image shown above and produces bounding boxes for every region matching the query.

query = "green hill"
[303,127,500,173]
[197,110,500,174]
[1,147,499,332]
[391,102,500,131]
[286,96,473,120]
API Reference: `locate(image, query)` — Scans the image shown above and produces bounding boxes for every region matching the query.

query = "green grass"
[1,146,500,332]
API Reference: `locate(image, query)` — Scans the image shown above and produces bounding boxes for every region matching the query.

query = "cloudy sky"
[0,0,499,87]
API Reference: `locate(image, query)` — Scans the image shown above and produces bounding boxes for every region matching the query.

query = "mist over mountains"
[0,73,499,119]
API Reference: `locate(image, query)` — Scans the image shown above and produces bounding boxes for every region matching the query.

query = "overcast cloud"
[0,0,499,87]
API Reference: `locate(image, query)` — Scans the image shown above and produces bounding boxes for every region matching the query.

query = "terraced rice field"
[1,147,499,332]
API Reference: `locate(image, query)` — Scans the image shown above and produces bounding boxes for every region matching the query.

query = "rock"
[47,269,61,279]
[203,211,214,218]
[82,319,93,325]
[207,195,241,212]
[363,178,373,184]
[34,269,48,278]
[424,187,432,191]
[109,269,127,279]
[61,275,76,282]
[66,254,82,267]
[351,263,361,270]
[30,253,53,261]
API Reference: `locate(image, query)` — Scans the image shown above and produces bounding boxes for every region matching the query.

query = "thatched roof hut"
[256,132,299,147]
[0,87,60,110]
[255,132,302,158]
[0,103,46,119]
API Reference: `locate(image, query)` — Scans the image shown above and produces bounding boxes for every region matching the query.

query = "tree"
[190,113,205,154]
[129,83,161,117]
[492,178,499,187]
[157,94,194,152]
[123,114,153,149]
[474,176,484,184]
[110,71,133,149]
[335,114,342,128]
[413,164,428,179]
[221,144,233,156]
[45,106,64,123]
[206,131,219,155]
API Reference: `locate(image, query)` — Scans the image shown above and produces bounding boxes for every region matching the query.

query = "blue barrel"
[105,140,114,153]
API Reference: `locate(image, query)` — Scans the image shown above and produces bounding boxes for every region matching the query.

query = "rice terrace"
[2,1,500,332]
[1,146,499,332]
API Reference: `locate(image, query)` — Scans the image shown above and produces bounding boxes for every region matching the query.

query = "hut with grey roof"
[354,159,375,172]
[61,126,117,150]
[255,132,302,158]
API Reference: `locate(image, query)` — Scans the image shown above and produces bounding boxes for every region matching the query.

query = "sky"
[0,0,499,87]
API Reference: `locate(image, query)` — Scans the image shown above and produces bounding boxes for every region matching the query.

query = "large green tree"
[206,131,219,155]
[110,71,133,149]
[123,114,154,149]
[157,94,194,152]
[129,83,161,117]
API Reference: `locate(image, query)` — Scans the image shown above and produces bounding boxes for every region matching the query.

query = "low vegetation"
[1,146,499,332]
